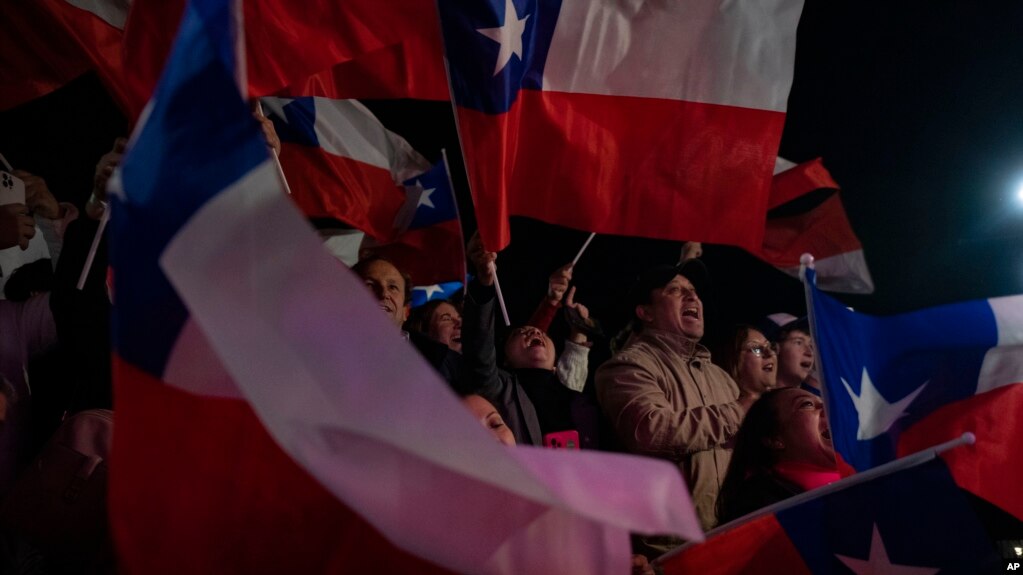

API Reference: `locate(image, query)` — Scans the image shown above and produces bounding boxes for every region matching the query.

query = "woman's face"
[737,329,776,393]
[462,394,515,446]
[772,388,834,468]
[427,302,462,353]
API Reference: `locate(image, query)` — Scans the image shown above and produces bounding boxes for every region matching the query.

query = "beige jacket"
[596,327,743,532]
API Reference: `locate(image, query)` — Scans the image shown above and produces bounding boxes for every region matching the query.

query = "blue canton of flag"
[111,0,271,379]
[777,459,999,574]
[806,267,1023,471]
[263,97,318,147]
[401,161,457,230]
[438,0,559,113]
[411,281,464,308]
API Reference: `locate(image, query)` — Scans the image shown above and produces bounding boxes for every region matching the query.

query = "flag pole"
[492,266,512,326]
[441,148,469,300]
[571,232,596,267]
[0,152,12,171]
[435,23,511,325]
[798,253,840,448]
[655,431,976,564]
[255,101,292,195]
[77,206,109,290]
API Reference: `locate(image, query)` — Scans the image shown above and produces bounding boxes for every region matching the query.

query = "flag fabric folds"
[759,158,874,294]
[366,160,467,287]
[0,0,121,111]
[439,0,805,251]
[123,0,445,118]
[807,267,1023,519]
[110,1,703,573]
[262,95,430,242]
[661,458,1001,574]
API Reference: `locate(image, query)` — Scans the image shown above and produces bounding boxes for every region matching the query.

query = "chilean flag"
[807,267,1023,519]
[758,158,874,294]
[661,459,1000,574]
[365,160,467,287]
[109,1,703,573]
[439,0,805,251]
[262,95,430,242]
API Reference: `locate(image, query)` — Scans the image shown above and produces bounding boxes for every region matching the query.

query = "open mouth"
[682,307,699,319]
[763,362,774,372]
[820,428,832,442]
[527,336,545,348]
[451,334,462,344]
[800,361,813,370]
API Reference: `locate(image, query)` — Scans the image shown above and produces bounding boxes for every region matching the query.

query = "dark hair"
[625,260,711,320]
[718,325,760,381]
[405,299,459,335]
[716,389,791,522]
[351,255,413,307]
[774,322,810,344]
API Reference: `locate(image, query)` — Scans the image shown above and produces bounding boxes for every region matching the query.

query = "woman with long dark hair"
[716,387,839,523]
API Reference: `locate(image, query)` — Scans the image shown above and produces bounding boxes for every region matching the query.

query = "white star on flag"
[842,368,928,441]
[476,0,530,76]
[414,284,445,300]
[413,180,436,209]
[836,524,939,575]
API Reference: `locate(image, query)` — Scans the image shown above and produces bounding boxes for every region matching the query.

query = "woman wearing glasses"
[720,325,778,398]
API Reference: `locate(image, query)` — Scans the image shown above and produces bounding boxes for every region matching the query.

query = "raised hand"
[467,231,497,287]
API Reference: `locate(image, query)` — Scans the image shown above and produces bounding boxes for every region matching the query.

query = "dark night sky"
[2,0,1022,355]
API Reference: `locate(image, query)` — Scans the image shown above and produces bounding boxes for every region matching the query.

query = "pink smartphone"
[543,430,580,450]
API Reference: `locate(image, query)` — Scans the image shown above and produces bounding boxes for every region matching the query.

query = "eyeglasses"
[743,342,777,357]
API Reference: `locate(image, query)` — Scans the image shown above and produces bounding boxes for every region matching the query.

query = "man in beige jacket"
[596,261,764,544]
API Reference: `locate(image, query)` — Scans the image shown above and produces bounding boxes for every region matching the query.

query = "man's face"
[638,275,704,340]
[358,259,409,327]
[504,326,556,370]
[776,329,814,387]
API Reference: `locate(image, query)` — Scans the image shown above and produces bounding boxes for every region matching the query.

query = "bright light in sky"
[1017,181,1023,204]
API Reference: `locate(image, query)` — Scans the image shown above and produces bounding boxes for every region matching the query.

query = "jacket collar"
[631,327,710,360]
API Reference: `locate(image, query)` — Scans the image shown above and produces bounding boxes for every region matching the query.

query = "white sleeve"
[555,340,590,392]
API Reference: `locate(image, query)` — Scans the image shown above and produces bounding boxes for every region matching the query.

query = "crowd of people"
[0,110,843,573]
[352,230,841,569]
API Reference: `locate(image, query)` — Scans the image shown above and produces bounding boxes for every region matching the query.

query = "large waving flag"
[758,158,874,294]
[262,96,430,242]
[364,160,467,287]
[122,0,444,119]
[807,267,1023,519]
[110,1,703,573]
[660,458,1001,574]
[439,0,805,251]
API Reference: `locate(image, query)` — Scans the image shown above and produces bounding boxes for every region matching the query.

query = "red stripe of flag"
[660,514,811,575]
[279,144,406,242]
[460,90,785,251]
[898,382,1023,521]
